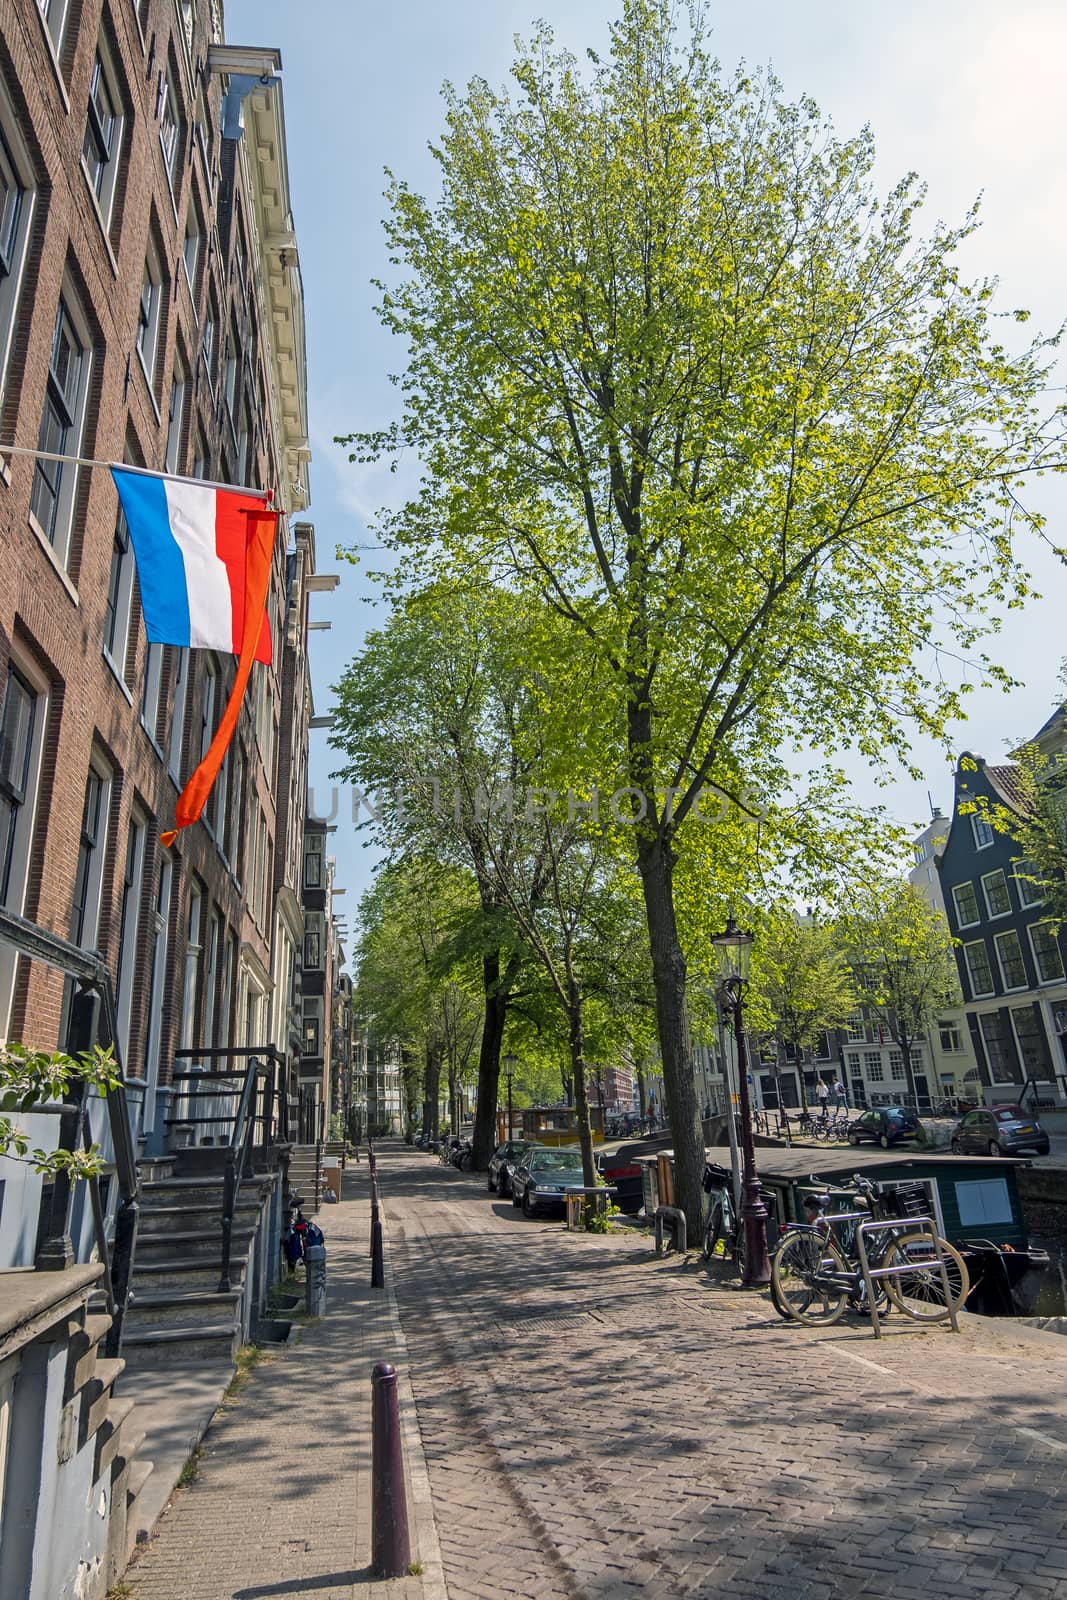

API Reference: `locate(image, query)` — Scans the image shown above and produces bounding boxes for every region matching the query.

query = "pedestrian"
[832,1079,848,1119]
[816,1079,830,1116]
[351,1136,360,1164]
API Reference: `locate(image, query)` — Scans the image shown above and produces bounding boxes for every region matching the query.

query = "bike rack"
[852,1215,961,1340]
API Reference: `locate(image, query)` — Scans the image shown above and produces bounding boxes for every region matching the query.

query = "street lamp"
[502,1051,517,1142]
[712,915,771,1288]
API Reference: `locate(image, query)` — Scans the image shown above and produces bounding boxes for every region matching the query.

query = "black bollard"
[371,1216,384,1287]
[371,1362,411,1577]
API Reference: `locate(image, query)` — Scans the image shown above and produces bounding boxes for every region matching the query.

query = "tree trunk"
[471,948,508,1169]
[566,979,597,1192]
[635,833,705,1236]
[423,1043,442,1140]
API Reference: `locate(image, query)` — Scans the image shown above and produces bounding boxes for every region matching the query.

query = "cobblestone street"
[127,1145,1067,1599]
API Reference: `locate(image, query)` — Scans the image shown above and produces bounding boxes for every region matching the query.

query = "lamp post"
[502,1051,517,1143]
[712,915,771,1288]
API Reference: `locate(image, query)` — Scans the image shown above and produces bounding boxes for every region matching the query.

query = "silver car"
[510,1148,590,1217]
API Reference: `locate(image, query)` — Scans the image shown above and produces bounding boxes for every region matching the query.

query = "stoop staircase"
[287,1140,349,1213]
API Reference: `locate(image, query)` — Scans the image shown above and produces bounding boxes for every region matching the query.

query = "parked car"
[951,1105,1050,1158]
[488,1140,541,1196]
[846,1107,922,1149]
[510,1147,592,1217]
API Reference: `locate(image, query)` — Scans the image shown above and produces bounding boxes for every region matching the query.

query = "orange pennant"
[161,508,278,847]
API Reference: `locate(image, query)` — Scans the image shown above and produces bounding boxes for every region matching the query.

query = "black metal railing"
[170,1045,288,1290]
[0,906,140,1358]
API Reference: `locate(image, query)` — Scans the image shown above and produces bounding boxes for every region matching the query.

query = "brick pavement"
[384,1144,1067,1600]
[124,1169,445,1600]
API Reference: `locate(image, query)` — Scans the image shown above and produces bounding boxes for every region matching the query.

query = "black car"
[487,1140,541,1196]
[847,1107,921,1149]
[510,1147,590,1217]
[951,1104,1050,1158]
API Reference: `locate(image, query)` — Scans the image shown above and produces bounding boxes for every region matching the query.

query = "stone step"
[137,1201,262,1236]
[124,1288,243,1333]
[120,1324,240,1368]
[130,1254,249,1293]
[141,1176,271,1209]
[81,1358,126,1443]
[94,1395,136,1481]
[66,1312,114,1397]
[136,1227,257,1263]
[126,1457,154,1506]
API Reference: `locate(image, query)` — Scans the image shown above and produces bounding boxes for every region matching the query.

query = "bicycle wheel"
[883,1233,970,1322]
[771,1232,849,1326]
[703,1202,725,1260]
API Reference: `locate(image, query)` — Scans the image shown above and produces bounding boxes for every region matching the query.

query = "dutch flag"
[111,468,272,663]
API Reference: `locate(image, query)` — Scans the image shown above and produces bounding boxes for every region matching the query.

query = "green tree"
[841,882,959,1111]
[0,1043,120,1178]
[339,0,1063,1228]
[755,916,856,1125]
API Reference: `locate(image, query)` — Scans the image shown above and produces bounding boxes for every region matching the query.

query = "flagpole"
[0,444,272,503]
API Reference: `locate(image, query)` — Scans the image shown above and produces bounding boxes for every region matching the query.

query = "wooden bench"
[564,1186,619,1230]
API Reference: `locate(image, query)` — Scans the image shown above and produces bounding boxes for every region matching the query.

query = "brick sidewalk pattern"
[386,1144,1067,1600]
[125,1169,445,1600]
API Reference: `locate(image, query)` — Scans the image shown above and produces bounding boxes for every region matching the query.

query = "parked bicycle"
[702,1161,747,1278]
[771,1173,969,1327]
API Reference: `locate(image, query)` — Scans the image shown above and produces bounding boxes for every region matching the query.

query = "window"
[103,508,136,682]
[158,60,184,187]
[180,881,202,1051]
[846,1051,860,1074]
[845,1014,866,1043]
[955,1178,1012,1228]
[203,908,220,1043]
[36,0,69,50]
[115,812,148,1062]
[69,764,110,948]
[963,940,995,998]
[192,430,210,481]
[304,918,320,970]
[142,856,172,1128]
[1029,923,1065,985]
[237,397,253,485]
[220,929,237,1045]
[30,295,90,564]
[136,251,163,389]
[214,746,230,856]
[0,668,42,906]
[178,0,195,53]
[863,1051,883,1082]
[951,881,980,929]
[305,834,323,887]
[1012,1003,1054,1079]
[1,114,37,403]
[167,648,189,782]
[888,1051,906,1082]
[979,1012,1019,1083]
[141,640,165,744]
[184,229,201,310]
[224,315,240,418]
[994,930,1028,993]
[1014,860,1044,908]
[202,292,217,388]
[939,1022,963,1053]
[981,869,1011,919]
[970,813,995,850]
[164,369,186,473]
[82,42,124,229]
[303,1013,320,1056]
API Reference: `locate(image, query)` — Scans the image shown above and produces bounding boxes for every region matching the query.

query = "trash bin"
[323,1157,341,1202]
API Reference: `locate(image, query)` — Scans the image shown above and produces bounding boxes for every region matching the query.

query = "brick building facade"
[0,0,311,1152]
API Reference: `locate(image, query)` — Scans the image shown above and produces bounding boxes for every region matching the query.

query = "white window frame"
[180,880,202,1051]
[980,868,1012,921]
[81,35,124,233]
[167,647,189,783]
[164,366,186,473]
[951,881,980,930]
[29,290,92,569]
[135,245,164,392]
[183,201,202,306]
[1014,860,1044,908]
[36,0,70,52]
[993,928,1028,994]
[0,100,38,409]
[1028,922,1065,986]
[141,640,165,746]
[69,759,112,950]
[141,855,172,1134]
[203,907,221,1044]
[115,810,148,1061]
[938,1022,963,1054]
[103,507,136,688]
[158,60,183,189]
[888,1050,906,1082]
[963,940,995,999]
[971,813,995,851]
[0,659,49,1034]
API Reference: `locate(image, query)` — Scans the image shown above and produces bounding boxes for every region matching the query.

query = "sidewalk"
[124,1166,445,1600]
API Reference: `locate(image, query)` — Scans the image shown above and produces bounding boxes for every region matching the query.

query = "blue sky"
[226,0,1067,924]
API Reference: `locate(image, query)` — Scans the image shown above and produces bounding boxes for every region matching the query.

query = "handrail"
[0,906,139,1358]
[218,1056,263,1292]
